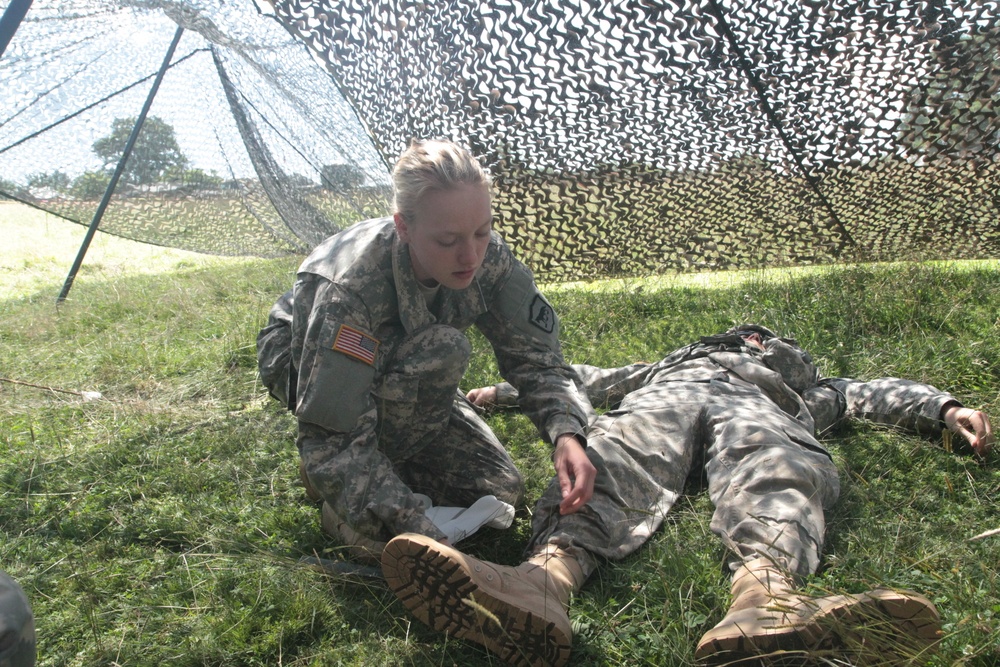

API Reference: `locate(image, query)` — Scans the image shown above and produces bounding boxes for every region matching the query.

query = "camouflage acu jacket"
[262,217,592,446]
[492,332,959,452]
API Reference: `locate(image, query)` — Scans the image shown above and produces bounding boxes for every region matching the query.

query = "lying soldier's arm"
[805,377,993,458]
[467,362,656,411]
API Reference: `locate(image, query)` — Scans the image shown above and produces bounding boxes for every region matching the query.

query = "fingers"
[556,466,576,512]
[553,435,597,515]
[465,386,497,408]
[948,408,994,457]
[559,459,596,515]
[969,411,994,457]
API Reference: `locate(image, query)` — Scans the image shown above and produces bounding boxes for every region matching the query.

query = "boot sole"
[865,588,941,645]
[696,589,941,665]
[381,535,571,667]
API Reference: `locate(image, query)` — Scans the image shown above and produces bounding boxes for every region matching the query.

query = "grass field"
[0,202,243,301]
[1,201,998,666]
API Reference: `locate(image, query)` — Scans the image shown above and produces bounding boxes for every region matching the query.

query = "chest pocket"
[295,317,377,433]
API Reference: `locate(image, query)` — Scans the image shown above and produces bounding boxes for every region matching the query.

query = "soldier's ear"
[394,213,411,243]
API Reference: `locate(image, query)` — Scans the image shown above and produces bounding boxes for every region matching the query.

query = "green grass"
[0,202,233,300]
[1,203,998,666]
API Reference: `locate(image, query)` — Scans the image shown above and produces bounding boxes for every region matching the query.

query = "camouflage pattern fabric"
[276,217,592,545]
[7,2,1000,271]
[0,571,34,667]
[297,325,523,543]
[491,331,957,579]
[256,289,296,409]
[259,0,1000,278]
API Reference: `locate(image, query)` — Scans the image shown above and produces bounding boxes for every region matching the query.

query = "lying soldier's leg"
[695,557,941,665]
[382,535,584,667]
[698,388,940,663]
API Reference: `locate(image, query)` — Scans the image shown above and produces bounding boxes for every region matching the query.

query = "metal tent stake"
[57,24,185,304]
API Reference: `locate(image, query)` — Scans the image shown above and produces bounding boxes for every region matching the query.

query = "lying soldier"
[380,324,993,666]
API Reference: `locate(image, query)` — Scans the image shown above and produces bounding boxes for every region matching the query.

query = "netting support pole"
[57,25,185,304]
[0,0,33,60]
[704,0,855,253]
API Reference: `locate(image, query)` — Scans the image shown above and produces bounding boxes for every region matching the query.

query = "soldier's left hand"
[553,434,596,514]
[943,404,994,457]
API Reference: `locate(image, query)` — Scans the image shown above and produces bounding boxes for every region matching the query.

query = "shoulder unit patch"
[528,295,555,334]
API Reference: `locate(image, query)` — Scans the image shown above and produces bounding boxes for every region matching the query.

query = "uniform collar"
[392,233,437,332]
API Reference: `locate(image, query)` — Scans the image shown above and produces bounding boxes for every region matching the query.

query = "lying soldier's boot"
[320,502,386,565]
[695,558,942,665]
[381,533,583,667]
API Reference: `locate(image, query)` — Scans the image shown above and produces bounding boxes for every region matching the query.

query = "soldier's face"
[742,332,766,351]
[395,183,493,290]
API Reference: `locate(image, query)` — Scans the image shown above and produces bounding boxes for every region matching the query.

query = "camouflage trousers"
[0,570,34,667]
[299,324,524,544]
[526,378,840,579]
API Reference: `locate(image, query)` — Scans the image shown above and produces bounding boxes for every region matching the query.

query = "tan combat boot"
[695,558,941,665]
[381,533,585,667]
[320,502,387,565]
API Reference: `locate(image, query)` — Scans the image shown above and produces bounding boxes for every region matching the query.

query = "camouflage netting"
[0,0,391,257]
[3,0,1000,279]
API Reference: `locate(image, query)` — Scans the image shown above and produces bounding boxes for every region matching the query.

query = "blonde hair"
[392,139,492,221]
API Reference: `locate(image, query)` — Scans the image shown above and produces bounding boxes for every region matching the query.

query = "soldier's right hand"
[553,434,596,515]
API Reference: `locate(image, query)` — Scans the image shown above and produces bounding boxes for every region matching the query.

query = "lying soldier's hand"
[943,404,994,458]
[466,386,498,408]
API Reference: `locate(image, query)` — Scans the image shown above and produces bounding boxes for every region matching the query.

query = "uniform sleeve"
[256,289,295,408]
[491,362,656,411]
[291,277,445,540]
[806,376,957,437]
[475,247,594,444]
[572,362,657,409]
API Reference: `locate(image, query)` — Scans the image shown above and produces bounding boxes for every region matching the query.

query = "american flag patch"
[332,324,379,365]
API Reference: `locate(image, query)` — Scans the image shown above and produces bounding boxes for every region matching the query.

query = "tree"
[0,177,21,197]
[320,163,365,191]
[92,116,188,186]
[286,173,315,188]
[162,165,224,188]
[71,171,112,199]
[27,171,71,192]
